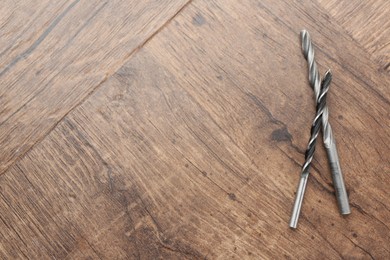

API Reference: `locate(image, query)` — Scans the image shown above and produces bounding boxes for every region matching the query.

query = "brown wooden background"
[1,0,389,259]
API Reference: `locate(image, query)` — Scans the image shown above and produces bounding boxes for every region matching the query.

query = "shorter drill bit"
[290,70,332,229]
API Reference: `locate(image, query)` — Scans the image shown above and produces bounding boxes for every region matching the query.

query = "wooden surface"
[318,0,390,72]
[0,0,389,259]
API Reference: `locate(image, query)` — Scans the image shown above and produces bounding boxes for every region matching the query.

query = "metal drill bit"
[289,70,332,229]
[301,30,350,215]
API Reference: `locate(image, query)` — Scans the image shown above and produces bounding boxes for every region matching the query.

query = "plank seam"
[0,0,195,176]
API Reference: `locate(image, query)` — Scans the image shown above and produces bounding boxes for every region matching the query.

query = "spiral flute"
[289,71,332,228]
[301,30,350,215]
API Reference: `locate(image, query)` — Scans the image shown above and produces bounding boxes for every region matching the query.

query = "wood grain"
[0,0,389,259]
[317,0,390,72]
[0,0,190,174]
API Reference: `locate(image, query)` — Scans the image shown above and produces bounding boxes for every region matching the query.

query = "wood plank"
[316,0,390,72]
[0,118,203,259]
[0,0,389,258]
[0,0,190,174]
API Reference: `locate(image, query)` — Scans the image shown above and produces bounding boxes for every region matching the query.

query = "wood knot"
[192,13,206,26]
[271,127,291,142]
[228,193,237,201]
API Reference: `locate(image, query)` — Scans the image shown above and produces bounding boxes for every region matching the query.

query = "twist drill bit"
[301,30,350,215]
[290,70,332,229]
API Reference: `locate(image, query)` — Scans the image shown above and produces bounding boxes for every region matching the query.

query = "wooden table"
[1,0,389,259]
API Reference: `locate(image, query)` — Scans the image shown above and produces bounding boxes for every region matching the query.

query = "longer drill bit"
[290,70,332,229]
[301,30,350,215]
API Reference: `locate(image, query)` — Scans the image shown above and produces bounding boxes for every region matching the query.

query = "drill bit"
[300,30,350,215]
[290,70,332,229]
